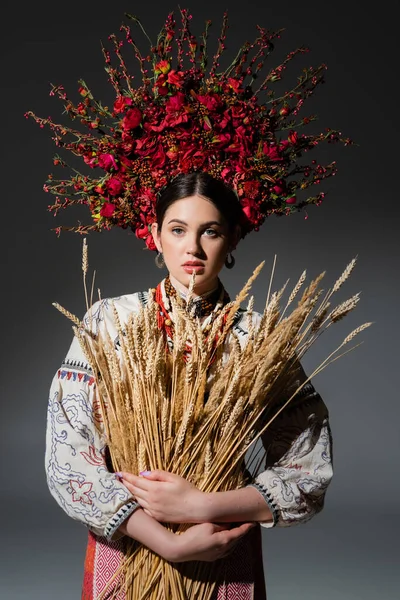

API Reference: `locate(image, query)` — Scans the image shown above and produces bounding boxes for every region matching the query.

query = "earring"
[225,252,235,269]
[155,252,165,268]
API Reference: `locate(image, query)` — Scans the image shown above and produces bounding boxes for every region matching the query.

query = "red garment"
[82,525,266,599]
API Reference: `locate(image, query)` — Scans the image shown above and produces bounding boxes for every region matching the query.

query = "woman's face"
[151,194,238,295]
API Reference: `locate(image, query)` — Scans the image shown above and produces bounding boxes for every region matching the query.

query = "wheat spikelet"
[254,292,280,351]
[221,396,245,439]
[297,272,325,306]
[82,237,88,275]
[174,392,197,458]
[111,303,137,387]
[330,293,360,322]
[310,302,331,333]
[205,301,235,352]
[228,330,243,362]
[72,326,91,363]
[222,261,264,334]
[138,442,147,474]
[204,440,213,476]
[342,322,373,345]
[332,256,357,293]
[161,394,169,441]
[246,295,255,332]
[53,302,81,327]
[288,270,306,306]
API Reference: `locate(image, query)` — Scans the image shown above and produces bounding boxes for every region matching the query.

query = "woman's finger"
[121,479,147,502]
[225,522,255,542]
[118,472,150,491]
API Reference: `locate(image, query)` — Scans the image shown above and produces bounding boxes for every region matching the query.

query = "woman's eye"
[171,227,218,237]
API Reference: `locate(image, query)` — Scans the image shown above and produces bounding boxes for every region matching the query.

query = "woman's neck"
[168,273,219,299]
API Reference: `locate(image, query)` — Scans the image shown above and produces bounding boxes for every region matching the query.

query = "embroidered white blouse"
[45,281,333,542]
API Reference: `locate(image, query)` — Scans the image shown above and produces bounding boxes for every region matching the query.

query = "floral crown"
[26,9,352,251]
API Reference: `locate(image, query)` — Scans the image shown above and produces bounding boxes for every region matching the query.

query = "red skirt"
[82,525,266,600]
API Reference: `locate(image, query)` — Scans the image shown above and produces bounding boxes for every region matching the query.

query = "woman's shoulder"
[82,289,151,333]
[230,307,263,337]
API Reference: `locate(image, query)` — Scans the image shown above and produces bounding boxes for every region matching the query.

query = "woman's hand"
[118,470,204,523]
[169,521,256,563]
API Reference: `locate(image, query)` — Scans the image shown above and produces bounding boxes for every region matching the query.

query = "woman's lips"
[182,264,205,273]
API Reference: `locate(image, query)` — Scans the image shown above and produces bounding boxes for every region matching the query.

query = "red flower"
[113,96,132,114]
[98,153,118,171]
[288,131,298,145]
[135,212,156,251]
[271,181,285,195]
[155,60,171,74]
[243,180,260,199]
[146,235,157,251]
[166,145,179,160]
[180,146,206,171]
[279,104,291,117]
[107,177,123,196]
[285,196,296,204]
[241,197,258,223]
[76,102,87,116]
[166,93,185,112]
[263,142,282,161]
[197,93,222,111]
[231,105,247,124]
[154,73,169,96]
[119,156,133,173]
[152,144,167,168]
[167,70,184,87]
[139,188,157,210]
[227,77,243,93]
[164,93,189,127]
[88,119,100,129]
[212,133,231,148]
[100,202,116,217]
[122,107,142,131]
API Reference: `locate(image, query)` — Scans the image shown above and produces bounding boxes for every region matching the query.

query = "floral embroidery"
[70,479,94,505]
[80,445,104,466]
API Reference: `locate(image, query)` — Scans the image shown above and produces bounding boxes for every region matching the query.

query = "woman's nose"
[186,234,204,256]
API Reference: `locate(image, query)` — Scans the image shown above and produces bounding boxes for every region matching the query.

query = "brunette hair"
[155,172,243,236]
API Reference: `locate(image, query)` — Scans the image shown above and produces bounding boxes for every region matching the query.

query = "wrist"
[159,529,183,562]
[164,531,185,563]
[118,509,180,561]
[190,490,210,523]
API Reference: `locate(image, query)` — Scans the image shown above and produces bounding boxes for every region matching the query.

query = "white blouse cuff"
[104,500,140,542]
[246,482,280,528]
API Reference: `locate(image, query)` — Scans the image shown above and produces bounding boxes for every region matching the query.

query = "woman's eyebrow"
[167,218,223,227]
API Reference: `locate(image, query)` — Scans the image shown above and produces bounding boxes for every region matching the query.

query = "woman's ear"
[150,222,163,253]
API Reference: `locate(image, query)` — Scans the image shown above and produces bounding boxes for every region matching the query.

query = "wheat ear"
[52,302,81,327]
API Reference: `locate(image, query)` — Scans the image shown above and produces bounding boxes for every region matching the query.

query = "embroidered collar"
[163,275,229,318]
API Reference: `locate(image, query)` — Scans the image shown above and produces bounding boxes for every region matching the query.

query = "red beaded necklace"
[153,277,231,365]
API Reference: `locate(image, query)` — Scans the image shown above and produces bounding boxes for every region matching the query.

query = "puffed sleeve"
[45,300,139,541]
[246,360,333,528]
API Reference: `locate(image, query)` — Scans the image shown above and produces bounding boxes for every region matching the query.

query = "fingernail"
[115,472,123,478]
[139,470,151,476]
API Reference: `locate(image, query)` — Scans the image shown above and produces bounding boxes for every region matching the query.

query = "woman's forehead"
[164,195,223,222]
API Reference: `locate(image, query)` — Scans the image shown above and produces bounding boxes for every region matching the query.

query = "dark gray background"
[1,0,399,598]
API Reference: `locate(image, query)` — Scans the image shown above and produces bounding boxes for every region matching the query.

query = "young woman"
[46,172,333,599]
